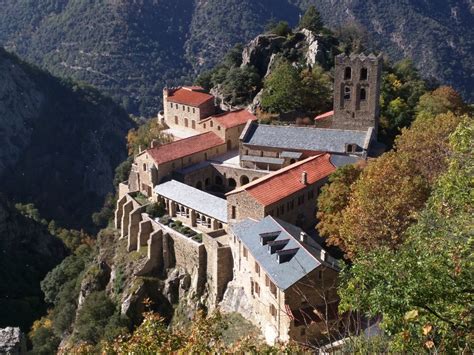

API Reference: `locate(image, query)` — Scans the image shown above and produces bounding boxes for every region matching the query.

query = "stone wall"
[227,190,266,222]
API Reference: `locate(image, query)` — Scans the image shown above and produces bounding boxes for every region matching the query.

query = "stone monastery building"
[116,53,382,345]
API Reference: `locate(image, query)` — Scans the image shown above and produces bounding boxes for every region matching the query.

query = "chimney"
[150,139,159,149]
[321,249,326,261]
[301,171,308,185]
[299,231,307,243]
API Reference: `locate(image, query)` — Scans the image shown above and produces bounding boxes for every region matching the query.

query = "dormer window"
[346,144,357,153]
[360,67,368,80]
[344,67,352,80]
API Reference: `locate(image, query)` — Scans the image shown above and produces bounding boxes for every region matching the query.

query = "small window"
[210,121,214,128]
[255,282,260,296]
[344,86,351,100]
[193,108,196,113]
[269,304,277,318]
[255,262,260,275]
[170,103,173,108]
[143,163,147,171]
[182,105,185,111]
[265,274,270,287]
[269,280,277,296]
[360,68,368,80]
[318,270,323,280]
[203,123,206,129]
[174,116,178,124]
[187,106,190,112]
[231,206,237,219]
[344,67,352,80]
[243,245,248,259]
[217,126,221,131]
[205,153,208,160]
[360,88,367,101]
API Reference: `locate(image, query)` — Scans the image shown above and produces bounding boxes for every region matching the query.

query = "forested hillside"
[0,0,471,118]
[0,48,133,230]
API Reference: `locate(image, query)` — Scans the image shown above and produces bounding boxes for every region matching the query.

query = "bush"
[145,202,165,218]
[267,21,292,37]
[74,291,116,344]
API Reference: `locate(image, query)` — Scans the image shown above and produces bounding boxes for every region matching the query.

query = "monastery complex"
[115,53,383,344]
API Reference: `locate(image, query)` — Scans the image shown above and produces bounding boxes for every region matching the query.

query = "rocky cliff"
[0,48,134,230]
[0,196,67,330]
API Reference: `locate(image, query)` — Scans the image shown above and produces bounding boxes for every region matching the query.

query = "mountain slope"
[0,0,471,118]
[0,48,133,230]
[0,196,67,330]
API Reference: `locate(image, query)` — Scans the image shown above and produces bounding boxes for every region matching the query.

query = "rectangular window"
[243,246,248,259]
[170,103,173,108]
[210,121,213,127]
[269,280,277,296]
[187,107,190,112]
[255,282,260,296]
[269,304,277,318]
[174,116,178,124]
[193,108,196,114]
[231,206,236,219]
[265,274,270,287]
[183,105,185,111]
[255,262,260,276]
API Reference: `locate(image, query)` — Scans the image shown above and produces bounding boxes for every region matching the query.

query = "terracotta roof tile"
[146,132,224,164]
[166,87,214,107]
[227,154,335,206]
[212,109,257,129]
[314,110,334,120]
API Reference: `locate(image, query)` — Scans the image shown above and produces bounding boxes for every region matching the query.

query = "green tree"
[267,21,292,37]
[298,5,323,33]
[416,85,467,118]
[219,66,261,106]
[127,119,172,156]
[339,118,473,352]
[74,291,116,344]
[300,65,332,113]
[261,59,302,113]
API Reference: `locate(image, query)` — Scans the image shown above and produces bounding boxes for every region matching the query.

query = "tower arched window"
[360,68,368,80]
[344,86,351,100]
[344,67,352,80]
[360,88,367,101]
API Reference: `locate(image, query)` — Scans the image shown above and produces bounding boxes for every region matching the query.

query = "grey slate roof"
[154,180,227,222]
[231,216,324,290]
[243,123,371,154]
[241,155,284,165]
[329,154,361,168]
[280,151,303,159]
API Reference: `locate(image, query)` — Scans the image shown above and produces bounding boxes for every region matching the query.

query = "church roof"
[211,109,257,129]
[227,154,335,206]
[146,132,224,165]
[241,122,372,154]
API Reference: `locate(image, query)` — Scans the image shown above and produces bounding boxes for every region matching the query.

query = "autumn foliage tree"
[316,87,465,258]
[126,119,172,156]
[339,118,473,352]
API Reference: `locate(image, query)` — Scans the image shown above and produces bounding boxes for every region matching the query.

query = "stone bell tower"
[332,53,383,133]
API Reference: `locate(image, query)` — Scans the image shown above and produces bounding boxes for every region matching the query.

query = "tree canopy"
[298,5,323,33]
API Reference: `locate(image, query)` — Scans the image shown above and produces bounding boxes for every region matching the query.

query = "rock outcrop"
[0,328,26,354]
[241,34,286,77]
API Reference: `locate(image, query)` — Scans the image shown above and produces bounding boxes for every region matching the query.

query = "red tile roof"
[146,132,224,164]
[212,109,257,129]
[315,110,334,121]
[166,87,214,107]
[227,154,336,206]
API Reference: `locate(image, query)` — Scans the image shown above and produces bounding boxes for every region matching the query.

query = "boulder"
[0,328,26,355]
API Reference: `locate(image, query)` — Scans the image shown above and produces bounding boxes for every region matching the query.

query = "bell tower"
[332,53,382,133]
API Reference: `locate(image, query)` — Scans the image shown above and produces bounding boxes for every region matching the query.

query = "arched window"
[360,88,367,101]
[360,68,368,80]
[228,178,237,189]
[344,86,351,100]
[240,175,249,186]
[344,67,352,80]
